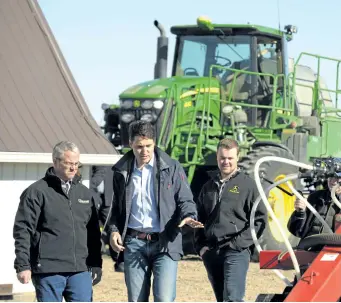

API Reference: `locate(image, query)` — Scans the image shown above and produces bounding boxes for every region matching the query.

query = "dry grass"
[93,255,294,302]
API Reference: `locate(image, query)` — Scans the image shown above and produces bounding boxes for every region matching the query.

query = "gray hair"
[52,141,80,161]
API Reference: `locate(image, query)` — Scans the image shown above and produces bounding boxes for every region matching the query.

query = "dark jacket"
[288,189,340,240]
[195,170,267,253]
[90,166,113,225]
[107,147,197,260]
[13,168,102,274]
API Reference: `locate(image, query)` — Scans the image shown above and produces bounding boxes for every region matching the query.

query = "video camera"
[300,157,341,187]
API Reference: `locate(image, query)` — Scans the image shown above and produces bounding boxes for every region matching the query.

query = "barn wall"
[0,163,91,293]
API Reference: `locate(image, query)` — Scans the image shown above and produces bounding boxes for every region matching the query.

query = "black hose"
[297,233,341,250]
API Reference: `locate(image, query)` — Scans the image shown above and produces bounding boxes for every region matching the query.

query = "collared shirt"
[128,154,160,233]
[217,168,240,203]
[60,179,72,195]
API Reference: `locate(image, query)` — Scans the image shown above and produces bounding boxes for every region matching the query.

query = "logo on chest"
[78,199,90,204]
[229,185,240,194]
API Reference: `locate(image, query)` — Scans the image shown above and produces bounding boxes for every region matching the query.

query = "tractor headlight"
[121,100,133,109]
[141,100,154,109]
[141,114,154,122]
[121,112,135,123]
[153,100,164,109]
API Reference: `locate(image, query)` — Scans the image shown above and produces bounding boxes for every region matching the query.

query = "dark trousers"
[32,271,92,302]
[202,247,250,302]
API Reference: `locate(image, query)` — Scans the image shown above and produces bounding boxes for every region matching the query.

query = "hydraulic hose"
[254,156,314,281]
[250,174,298,286]
[286,182,333,233]
[298,233,341,250]
[250,173,332,286]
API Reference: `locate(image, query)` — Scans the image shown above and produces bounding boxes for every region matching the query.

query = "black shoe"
[114,262,124,272]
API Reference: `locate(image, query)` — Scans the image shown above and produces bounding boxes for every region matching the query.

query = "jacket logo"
[78,199,90,204]
[229,186,239,194]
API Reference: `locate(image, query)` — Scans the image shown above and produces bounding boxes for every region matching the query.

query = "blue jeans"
[202,247,250,302]
[124,235,178,302]
[32,271,92,302]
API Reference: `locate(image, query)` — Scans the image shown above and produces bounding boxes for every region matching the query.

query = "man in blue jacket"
[108,121,203,302]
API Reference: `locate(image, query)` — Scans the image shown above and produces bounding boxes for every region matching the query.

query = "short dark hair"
[217,138,239,155]
[129,121,156,142]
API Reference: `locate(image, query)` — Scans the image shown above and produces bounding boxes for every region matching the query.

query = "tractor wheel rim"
[267,174,296,243]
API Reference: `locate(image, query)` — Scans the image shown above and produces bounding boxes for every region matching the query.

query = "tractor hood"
[119,76,220,99]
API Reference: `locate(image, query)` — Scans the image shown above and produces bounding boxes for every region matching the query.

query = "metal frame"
[259,218,341,301]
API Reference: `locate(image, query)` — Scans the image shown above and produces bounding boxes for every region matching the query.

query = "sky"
[38,0,341,124]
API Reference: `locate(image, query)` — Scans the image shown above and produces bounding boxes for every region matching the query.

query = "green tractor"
[105,17,341,256]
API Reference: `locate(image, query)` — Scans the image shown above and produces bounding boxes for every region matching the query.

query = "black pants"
[202,247,250,302]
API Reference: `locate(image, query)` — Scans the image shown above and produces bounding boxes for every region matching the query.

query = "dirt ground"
[93,255,294,302]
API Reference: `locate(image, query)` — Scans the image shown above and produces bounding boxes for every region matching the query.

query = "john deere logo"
[133,100,141,108]
[229,186,239,194]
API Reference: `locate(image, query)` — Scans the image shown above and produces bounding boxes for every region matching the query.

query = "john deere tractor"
[103,17,341,256]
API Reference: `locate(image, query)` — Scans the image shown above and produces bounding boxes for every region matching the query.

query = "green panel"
[321,119,341,157]
[306,119,341,159]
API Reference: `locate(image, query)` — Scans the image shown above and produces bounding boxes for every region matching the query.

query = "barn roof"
[0,0,118,155]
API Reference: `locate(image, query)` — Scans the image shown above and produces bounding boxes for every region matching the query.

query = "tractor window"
[213,38,251,78]
[175,35,251,77]
[176,39,207,77]
[257,38,282,75]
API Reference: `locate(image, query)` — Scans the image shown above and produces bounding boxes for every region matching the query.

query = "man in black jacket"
[195,138,267,302]
[288,175,341,241]
[108,121,203,302]
[90,165,125,272]
[13,141,102,302]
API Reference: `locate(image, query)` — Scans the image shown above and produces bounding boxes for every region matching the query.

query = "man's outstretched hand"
[178,217,204,228]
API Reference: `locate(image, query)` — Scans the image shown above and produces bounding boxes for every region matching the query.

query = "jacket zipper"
[210,182,225,239]
[68,189,77,271]
[37,232,43,267]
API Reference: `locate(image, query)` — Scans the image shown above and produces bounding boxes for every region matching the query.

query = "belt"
[126,228,159,242]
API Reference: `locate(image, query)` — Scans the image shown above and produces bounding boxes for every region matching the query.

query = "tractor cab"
[170,20,292,128]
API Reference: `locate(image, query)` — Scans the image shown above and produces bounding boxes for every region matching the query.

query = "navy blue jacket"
[107,147,197,260]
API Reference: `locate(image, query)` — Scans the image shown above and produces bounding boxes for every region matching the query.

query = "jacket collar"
[207,168,240,184]
[113,146,171,174]
[44,167,81,185]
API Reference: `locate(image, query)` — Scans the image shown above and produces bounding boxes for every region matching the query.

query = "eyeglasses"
[57,158,80,168]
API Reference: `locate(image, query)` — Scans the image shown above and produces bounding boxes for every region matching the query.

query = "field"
[93,255,294,302]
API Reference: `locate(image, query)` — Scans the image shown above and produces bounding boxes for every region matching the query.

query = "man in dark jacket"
[13,141,102,302]
[108,121,203,302]
[90,165,124,272]
[288,175,341,241]
[195,138,267,302]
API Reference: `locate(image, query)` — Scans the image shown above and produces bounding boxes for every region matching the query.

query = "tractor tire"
[238,145,301,262]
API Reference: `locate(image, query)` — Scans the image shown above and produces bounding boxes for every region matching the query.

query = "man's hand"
[335,185,341,196]
[90,267,102,286]
[294,198,307,212]
[178,217,204,228]
[17,270,31,284]
[199,246,209,257]
[110,232,125,253]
